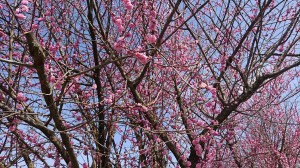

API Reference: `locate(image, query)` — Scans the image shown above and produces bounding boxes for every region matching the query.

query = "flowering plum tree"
[1,0,300,167]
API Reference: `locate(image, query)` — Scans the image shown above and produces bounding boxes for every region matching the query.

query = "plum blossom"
[76,115,82,121]
[38,17,46,21]
[19,5,29,12]
[104,94,114,104]
[113,36,125,51]
[206,101,213,107]
[134,52,149,64]
[206,85,217,96]
[92,84,97,89]
[210,130,219,136]
[16,13,26,20]
[195,144,202,156]
[21,0,29,5]
[83,163,88,168]
[114,18,124,33]
[176,143,181,151]
[122,0,133,10]
[47,153,53,158]
[62,121,71,128]
[279,44,284,52]
[0,29,5,38]
[115,19,122,25]
[50,75,56,83]
[185,161,191,167]
[0,93,5,101]
[146,34,157,43]
[9,125,16,131]
[16,103,23,110]
[199,82,207,88]
[249,15,256,20]
[136,103,148,111]
[16,92,26,102]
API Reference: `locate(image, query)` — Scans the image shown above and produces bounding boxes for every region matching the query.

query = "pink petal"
[21,0,29,5]
[16,13,26,20]
[199,82,207,88]
[16,92,26,102]
[146,34,157,43]
[134,52,149,64]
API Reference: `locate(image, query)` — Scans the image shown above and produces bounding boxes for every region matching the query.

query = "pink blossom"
[62,121,71,128]
[114,36,126,51]
[47,153,53,158]
[104,97,113,104]
[0,93,5,101]
[180,155,186,160]
[210,130,219,136]
[146,34,157,43]
[187,119,193,125]
[16,103,23,110]
[115,18,122,25]
[83,163,88,168]
[50,76,56,82]
[76,116,82,121]
[207,85,217,96]
[149,21,157,31]
[49,45,58,53]
[200,136,208,142]
[45,11,51,16]
[279,45,284,52]
[185,161,191,167]
[16,92,26,102]
[199,82,207,88]
[249,15,256,20]
[206,152,214,161]
[21,0,29,5]
[83,92,91,99]
[9,125,16,131]
[176,143,181,151]
[92,84,97,89]
[113,42,122,51]
[0,30,5,38]
[16,13,26,20]
[141,106,148,111]
[206,85,214,90]
[125,14,131,20]
[134,52,149,64]
[38,17,46,21]
[123,0,133,10]
[192,139,199,146]
[196,120,205,127]
[125,32,132,38]
[55,82,62,90]
[118,26,124,33]
[195,144,202,156]
[20,5,29,12]
[206,102,212,107]
[213,27,220,33]
[114,18,124,32]
[129,23,135,28]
